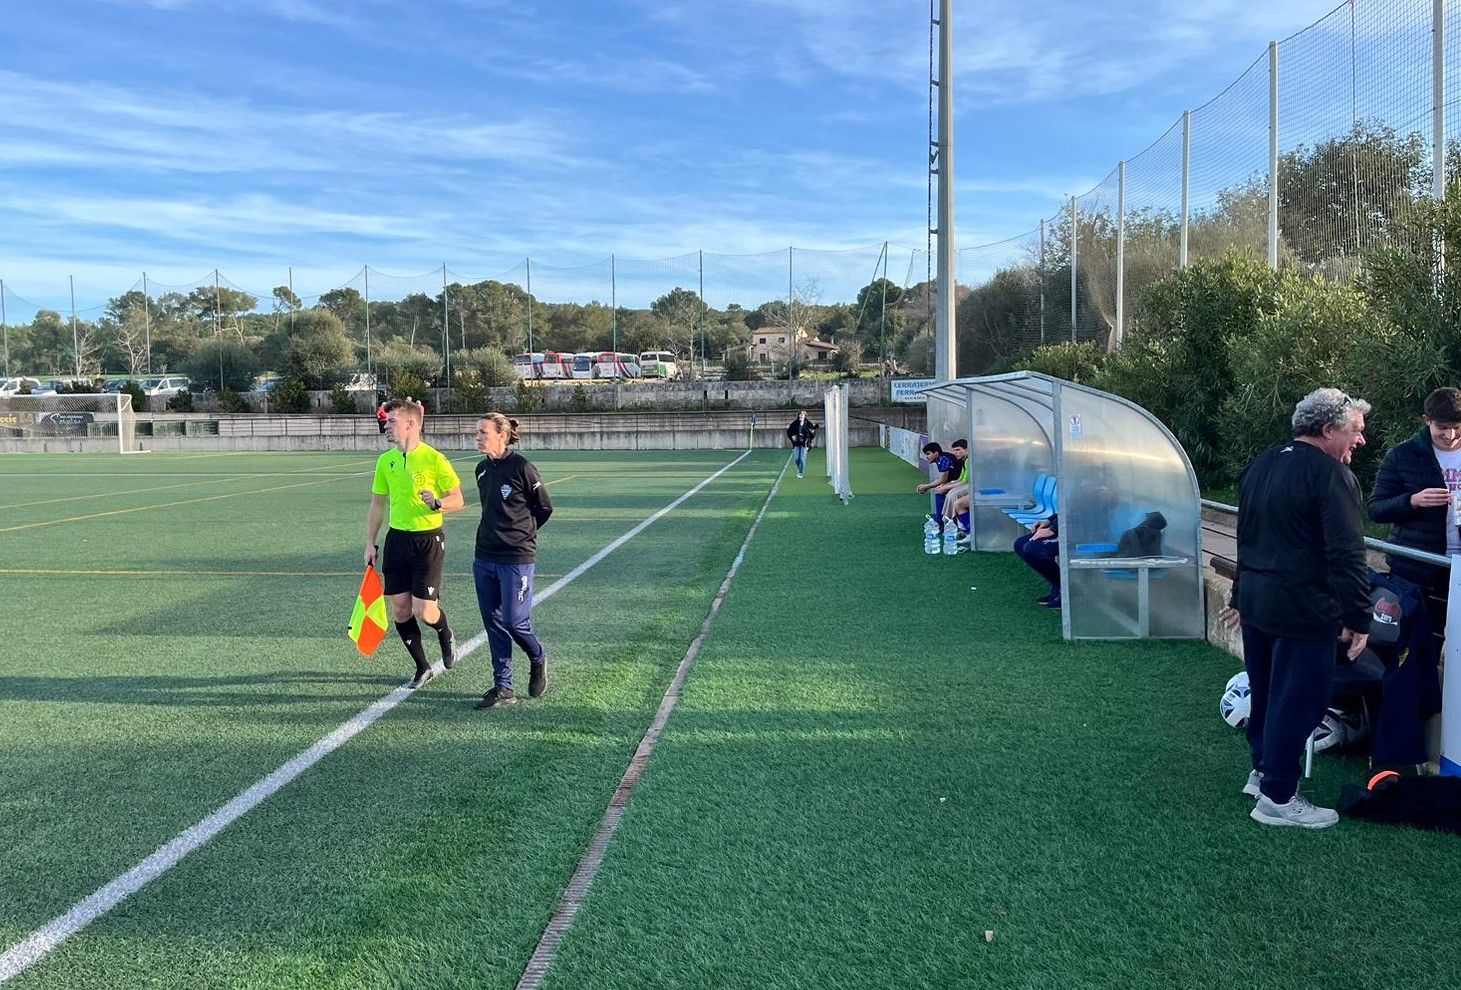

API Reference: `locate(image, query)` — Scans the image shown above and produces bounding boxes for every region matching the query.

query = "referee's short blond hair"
[384,397,424,423]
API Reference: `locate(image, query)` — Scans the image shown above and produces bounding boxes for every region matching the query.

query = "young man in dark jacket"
[787,411,818,479]
[1369,387,1461,617]
[1222,387,1373,830]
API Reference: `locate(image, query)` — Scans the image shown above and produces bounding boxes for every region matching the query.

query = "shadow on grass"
[0,670,402,707]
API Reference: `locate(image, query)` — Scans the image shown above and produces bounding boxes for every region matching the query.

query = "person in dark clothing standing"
[787,410,818,479]
[1222,387,1373,830]
[1369,386,1461,625]
[472,413,554,710]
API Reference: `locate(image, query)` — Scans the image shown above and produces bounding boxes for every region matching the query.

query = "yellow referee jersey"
[371,442,461,531]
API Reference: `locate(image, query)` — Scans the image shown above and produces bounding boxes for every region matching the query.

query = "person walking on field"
[472,414,554,710]
[363,398,464,689]
[787,410,818,479]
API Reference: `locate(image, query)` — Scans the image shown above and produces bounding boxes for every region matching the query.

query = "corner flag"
[349,564,388,657]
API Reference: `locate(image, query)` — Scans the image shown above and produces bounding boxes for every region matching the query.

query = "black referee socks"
[395,618,429,672]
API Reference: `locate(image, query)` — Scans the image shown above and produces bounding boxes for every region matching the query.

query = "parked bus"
[638,351,680,380]
[513,352,545,380]
[514,352,573,380]
[593,352,642,379]
[570,352,598,380]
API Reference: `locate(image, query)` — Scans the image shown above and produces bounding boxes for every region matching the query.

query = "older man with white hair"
[1222,387,1373,829]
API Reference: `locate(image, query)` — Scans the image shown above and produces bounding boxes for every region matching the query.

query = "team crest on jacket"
[500,484,512,499]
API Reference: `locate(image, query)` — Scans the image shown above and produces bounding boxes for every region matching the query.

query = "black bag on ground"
[1338,775,1461,835]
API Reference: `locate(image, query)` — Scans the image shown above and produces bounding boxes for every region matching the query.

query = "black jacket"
[787,417,818,447]
[1369,426,1451,587]
[474,451,553,564]
[1232,440,1372,640]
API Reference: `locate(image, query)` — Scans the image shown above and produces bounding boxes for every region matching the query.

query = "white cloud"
[0,70,569,176]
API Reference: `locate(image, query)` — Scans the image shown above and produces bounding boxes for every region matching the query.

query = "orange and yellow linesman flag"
[349,564,389,657]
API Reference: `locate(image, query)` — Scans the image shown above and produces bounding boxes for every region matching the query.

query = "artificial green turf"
[541,448,1461,990]
[8,447,1461,989]
[0,449,784,988]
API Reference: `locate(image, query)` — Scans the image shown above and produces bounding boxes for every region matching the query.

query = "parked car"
[342,373,377,392]
[139,375,190,398]
[102,379,131,394]
[0,376,43,396]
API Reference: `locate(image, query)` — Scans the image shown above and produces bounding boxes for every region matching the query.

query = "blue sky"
[0,0,1346,315]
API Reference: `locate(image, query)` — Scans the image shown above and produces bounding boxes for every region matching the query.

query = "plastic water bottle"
[923,516,940,555]
[943,520,960,555]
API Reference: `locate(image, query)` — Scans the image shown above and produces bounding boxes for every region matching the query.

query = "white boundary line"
[0,449,754,984]
[515,456,789,990]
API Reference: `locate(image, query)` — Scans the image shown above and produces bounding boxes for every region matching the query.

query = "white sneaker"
[1242,770,1261,798]
[1250,792,1338,829]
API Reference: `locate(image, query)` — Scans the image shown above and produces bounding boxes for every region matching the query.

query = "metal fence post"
[1115,160,1125,350]
[1069,195,1078,343]
[1180,110,1191,268]
[1268,40,1280,270]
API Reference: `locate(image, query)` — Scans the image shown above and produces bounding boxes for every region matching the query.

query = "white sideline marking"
[514,457,788,990]
[0,449,755,984]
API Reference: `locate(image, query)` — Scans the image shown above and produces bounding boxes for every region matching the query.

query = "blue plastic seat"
[1002,474,1049,520]
[1007,476,1057,524]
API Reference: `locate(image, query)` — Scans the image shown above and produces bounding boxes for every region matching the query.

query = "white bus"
[513,352,545,380]
[515,352,573,380]
[638,351,680,379]
[570,352,598,380]
[593,352,641,379]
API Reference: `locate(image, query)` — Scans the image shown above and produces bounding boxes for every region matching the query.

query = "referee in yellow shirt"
[364,398,465,688]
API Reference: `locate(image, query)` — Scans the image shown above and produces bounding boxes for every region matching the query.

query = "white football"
[1220,671,1250,728]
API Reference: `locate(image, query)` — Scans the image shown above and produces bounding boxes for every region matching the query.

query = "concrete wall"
[197,377,896,414]
[0,407,923,454]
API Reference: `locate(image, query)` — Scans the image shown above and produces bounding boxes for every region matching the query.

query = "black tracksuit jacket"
[1369,426,1453,588]
[1231,440,1372,641]
[474,451,553,564]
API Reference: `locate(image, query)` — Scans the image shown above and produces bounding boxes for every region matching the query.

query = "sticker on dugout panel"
[1068,414,1083,440]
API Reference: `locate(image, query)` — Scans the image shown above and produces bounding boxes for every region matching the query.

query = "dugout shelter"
[920,372,1203,641]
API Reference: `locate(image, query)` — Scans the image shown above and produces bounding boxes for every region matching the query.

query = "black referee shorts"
[381,527,446,601]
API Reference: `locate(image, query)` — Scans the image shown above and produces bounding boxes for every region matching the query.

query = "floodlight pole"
[142,271,151,375]
[70,275,79,378]
[214,269,223,391]
[879,241,890,370]
[525,257,533,355]
[364,265,372,383]
[288,266,295,334]
[787,246,794,378]
[933,0,957,382]
[440,263,449,413]
[699,250,706,378]
[611,255,618,353]
[1,278,8,378]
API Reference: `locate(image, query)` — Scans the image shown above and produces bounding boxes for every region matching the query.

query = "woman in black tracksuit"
[1369,387,1461,625]
[471,413,554,710]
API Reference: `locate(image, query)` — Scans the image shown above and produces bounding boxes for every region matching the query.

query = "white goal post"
[822,382,851,503]
[0,393,144,454]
